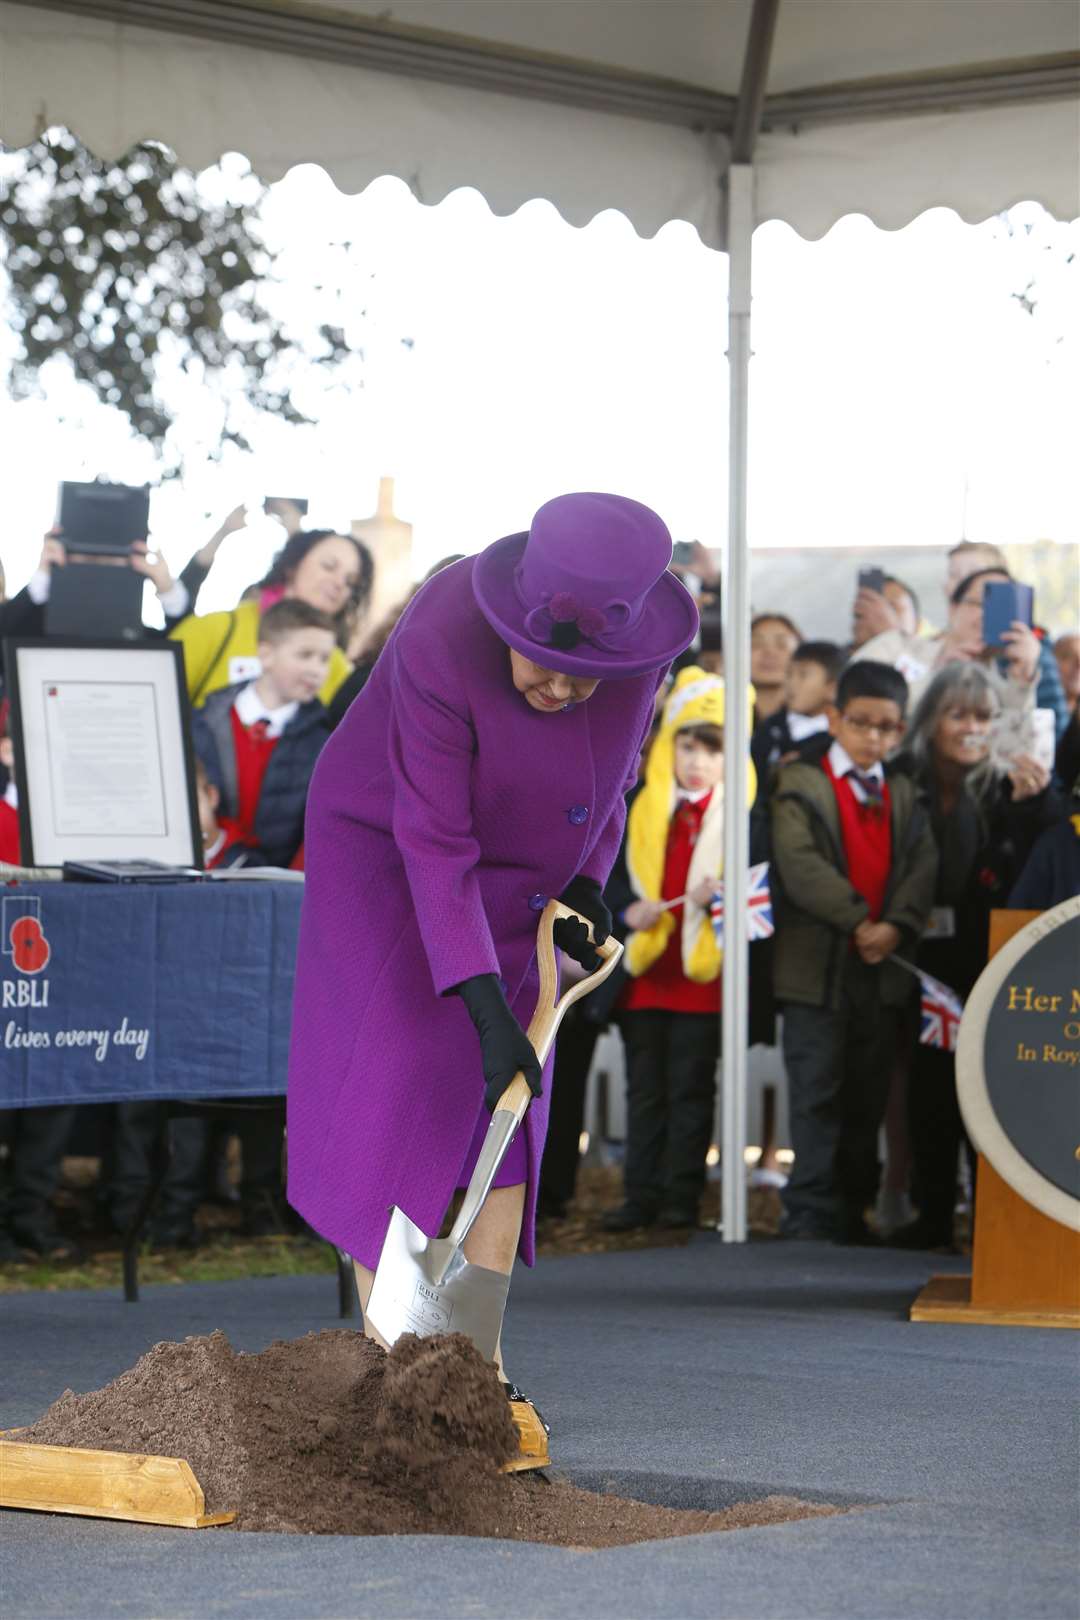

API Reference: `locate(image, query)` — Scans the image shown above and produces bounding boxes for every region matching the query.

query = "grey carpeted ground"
[3,1238,1078,1619]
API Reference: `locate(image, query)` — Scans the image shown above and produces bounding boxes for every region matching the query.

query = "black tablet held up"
[45,562,145,641]
[56,480,150,557]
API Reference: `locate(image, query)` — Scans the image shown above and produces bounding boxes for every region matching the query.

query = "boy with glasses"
[770,661,937,1244]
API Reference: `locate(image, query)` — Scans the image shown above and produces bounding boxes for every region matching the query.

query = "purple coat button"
[568,805,590,826]
[528,893,547,911]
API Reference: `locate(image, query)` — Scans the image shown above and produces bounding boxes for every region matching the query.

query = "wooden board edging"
[0,1437,235,1527]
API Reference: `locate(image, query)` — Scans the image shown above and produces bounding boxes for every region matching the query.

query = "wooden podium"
[911,909,1080,1330]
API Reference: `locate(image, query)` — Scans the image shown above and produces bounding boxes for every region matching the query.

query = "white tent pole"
[720,161,754,1244]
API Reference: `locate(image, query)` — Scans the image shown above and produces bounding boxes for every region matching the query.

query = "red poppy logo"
[9,914,51,974]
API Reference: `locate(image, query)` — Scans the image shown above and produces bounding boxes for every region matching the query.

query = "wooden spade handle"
[491,900,623,1122]
[445,903,623,1254]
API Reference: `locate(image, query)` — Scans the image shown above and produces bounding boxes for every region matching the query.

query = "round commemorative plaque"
[956,895,1080,1232]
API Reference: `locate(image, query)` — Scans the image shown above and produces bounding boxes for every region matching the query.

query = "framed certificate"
[3,640,203,868]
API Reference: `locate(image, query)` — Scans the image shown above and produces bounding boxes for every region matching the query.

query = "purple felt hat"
[472,492,698,679]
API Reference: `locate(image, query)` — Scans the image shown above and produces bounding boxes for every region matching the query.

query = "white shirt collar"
[203,829,226,865]
[2,782,17,810]
[675,786,712,805]
[828,740,884,801]
[787,711,830,744]
[234,682,299,739]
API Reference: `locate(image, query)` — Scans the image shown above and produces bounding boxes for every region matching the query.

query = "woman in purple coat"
[286,492,696,1395]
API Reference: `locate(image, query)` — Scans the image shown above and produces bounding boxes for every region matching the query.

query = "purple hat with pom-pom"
[472,492,698,679]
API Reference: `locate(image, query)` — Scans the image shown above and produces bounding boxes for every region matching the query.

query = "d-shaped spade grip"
[490,900,623,1124]
[446,901,623,1255]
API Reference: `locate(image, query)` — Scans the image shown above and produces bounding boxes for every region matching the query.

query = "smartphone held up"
[981,580,1034,649]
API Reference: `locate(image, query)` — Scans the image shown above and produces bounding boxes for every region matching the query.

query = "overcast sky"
[1,171,1076,612]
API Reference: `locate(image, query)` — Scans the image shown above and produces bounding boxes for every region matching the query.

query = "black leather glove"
[554,876,612,972]
[455,974,543,1113]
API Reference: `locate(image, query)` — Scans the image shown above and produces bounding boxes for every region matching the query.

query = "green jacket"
[770,746,938,1010]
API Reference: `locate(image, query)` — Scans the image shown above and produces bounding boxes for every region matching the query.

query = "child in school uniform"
[770,660,937,1245]
[191,598,334,869]
[602,667,756,1232]
[193,757,262,871]
[751,639,844,788]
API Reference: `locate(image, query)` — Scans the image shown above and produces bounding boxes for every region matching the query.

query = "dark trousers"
[0,1106,76,1237]
[108,1104,208,1228]
[907,1041,969,1243]
[539,1003,602,1212]
[228,1099,287,1205]
[107,1099,285,1228]
[619,1009,720,1215]
[780,966,896,1236]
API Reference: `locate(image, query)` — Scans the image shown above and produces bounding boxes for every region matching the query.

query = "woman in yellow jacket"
[170,529,371,706]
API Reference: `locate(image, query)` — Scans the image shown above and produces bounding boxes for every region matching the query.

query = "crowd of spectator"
[544,535,1077,1250]
[0,508,1076,1264]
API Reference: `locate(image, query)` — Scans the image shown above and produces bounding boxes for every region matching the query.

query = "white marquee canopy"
[1,1,1077,243]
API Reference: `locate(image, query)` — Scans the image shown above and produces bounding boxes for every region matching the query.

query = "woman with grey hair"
[890,663,1061,1249]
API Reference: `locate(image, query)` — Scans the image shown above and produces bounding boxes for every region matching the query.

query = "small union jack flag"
[918,969,964,1052]
[709,862,774,946]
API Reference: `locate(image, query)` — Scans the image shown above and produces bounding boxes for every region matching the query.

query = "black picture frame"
[3,638,204,870]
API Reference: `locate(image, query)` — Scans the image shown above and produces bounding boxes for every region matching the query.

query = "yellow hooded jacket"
[625,667,757,984]
[169,599,352,708]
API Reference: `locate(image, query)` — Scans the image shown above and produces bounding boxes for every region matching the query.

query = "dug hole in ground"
[15,1329,846,1545]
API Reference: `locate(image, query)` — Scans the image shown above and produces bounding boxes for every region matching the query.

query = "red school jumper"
[822,755,892,921]
[621,792,720,1016]
[229,711,279,847]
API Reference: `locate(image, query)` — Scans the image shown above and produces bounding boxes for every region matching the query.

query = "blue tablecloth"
[0,882,302,1107]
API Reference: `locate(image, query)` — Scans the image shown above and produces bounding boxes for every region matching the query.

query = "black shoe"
[779,1222,832,1242]
[11,1222,85,1263]
[600,1203,657,1233]
[889,1218,956,1252]
[657,1206,697,1230]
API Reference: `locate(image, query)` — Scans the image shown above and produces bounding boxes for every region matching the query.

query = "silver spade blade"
[365,1102,522,1362]
[364,1207,512,1363]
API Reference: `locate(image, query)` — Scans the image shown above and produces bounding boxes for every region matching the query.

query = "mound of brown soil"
[18,1331,840,1546]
